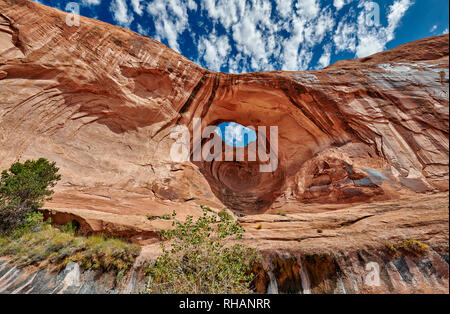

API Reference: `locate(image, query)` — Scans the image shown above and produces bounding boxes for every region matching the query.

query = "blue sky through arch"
[215,122,257,147]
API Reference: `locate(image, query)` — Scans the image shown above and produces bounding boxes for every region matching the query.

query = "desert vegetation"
[384,238,429,256]
[0,159,140,279]
[0,212,140,277]
[142,206,260,294]
[0,158,60,234]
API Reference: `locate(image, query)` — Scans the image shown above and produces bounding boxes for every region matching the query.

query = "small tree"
[143,206,260,294]
[0,158,61,233]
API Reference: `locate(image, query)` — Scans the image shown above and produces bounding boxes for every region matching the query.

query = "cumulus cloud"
[333,0,353,11]
[355,0,413,57]
[274,0,293,18]
[280,3,334,70]
[216,122,257,147]
[296,0,320,20]
[98,0,415,72]
[318,44,332,68]
[146,0,190,52]
[201,0,244,30]
[110,0,134,28]
[137,23,148,35]
[222,0,276,71]
[82,0,101,6]
[131,0,144,16]
[187,0,198,11]
[198,32,231,71]
[333,19,357,52]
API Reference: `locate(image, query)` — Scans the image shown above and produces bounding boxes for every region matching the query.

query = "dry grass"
[0,219,141,276]
[400,238,429,256]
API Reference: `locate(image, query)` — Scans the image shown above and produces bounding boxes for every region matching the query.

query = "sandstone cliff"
[0,0,448,293]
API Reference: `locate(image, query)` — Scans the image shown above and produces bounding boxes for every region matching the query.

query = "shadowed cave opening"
[196,120,285,214]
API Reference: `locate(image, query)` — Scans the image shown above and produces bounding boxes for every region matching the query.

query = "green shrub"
[161,211,176,220]
[218,208,234,221]
[0,158,61,234]
[276,210,287,216]
[142,207,260,294]
[61,220,79,233]
[200,205,215,213]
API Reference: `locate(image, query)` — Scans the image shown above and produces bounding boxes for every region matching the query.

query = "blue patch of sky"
[215,122,257,147]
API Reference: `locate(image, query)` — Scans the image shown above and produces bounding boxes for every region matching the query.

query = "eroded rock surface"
[0,0,448,293]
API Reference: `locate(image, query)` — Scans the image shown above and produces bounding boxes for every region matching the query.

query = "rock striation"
[0,0,448,293]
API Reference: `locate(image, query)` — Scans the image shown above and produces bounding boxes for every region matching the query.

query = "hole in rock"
[196,120,284,214]
[215,122,257,147]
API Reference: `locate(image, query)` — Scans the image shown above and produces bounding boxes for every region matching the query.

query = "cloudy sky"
[35,0,449,73]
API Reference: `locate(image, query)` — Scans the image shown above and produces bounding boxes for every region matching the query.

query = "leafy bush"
[161,211,176,220]
[0,158,61,233]
[60,220,79,233]
[142,208,260,294]
[217,208,234,221]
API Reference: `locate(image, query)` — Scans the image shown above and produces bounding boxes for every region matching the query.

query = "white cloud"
[102,0,413,73]
[296,0,320,20]
[333,0,345,11]
[198,32,231,71]
[225,124,244,143]
[137,23,148,35]
[443,28,449,35]
[227,0,275,70]
[333,19,356,52]
[333,0,353,11]
[146,0,190,52]
[187,0,198,11]
[280,4,334,71]
[82,0,101,6]
[313,9,336,43]
[274,0,293,18]
[385,0,412,41]
[318,44,332,68]
[227,53,247,73]
[217,122,257,146]
[131,0,144,16]
[201,0,244,30]
[355,0,413,58]
[110,0,134,28]
[429,24,438,32]
[356,33,385,58]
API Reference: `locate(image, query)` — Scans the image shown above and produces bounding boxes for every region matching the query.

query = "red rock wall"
[0,0,448,217]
